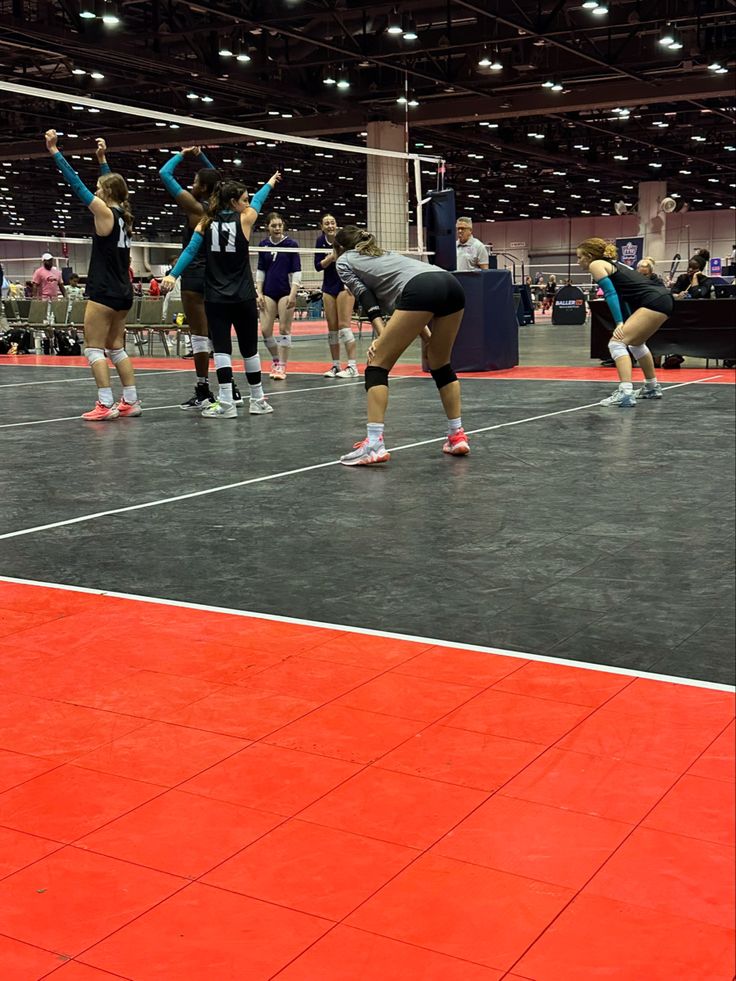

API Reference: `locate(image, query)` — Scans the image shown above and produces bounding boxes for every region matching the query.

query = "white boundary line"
[0,575,732,694]
[0,376,718,539]
[0,378,368,429]
[0,369,190,389]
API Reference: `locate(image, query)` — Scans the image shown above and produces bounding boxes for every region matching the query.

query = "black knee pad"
[430,363,457,390]
[365,365,389,391]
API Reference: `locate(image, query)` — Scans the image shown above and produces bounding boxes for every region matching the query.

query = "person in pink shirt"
[32,253,65,300]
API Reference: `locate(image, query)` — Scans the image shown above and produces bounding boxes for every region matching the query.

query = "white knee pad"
[263,334,278,354]
[338,326,355,345]
[191,335,212,355]
[277,334,292,349]
[608,339,629,361]
[245,354,261,374]
[327,330,339,345]
[214,353,232,371]
[628,343,650,361]
[105,347,129,365]
[85,347,106,366]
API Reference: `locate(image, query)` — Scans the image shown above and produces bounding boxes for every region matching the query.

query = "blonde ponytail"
[578,237,618,263]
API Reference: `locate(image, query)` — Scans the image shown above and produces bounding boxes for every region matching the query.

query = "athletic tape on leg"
[277,334,292,349]
[338,327,355,346]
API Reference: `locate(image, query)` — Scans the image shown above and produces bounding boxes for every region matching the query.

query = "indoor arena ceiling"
[0,0,735,238]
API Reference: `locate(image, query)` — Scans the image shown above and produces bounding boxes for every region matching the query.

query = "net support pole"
[366,121,409,251]
[414,158,425,257]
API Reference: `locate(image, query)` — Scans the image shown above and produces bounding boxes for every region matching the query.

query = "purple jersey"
[314,232,343,296]
[257,236,301,299]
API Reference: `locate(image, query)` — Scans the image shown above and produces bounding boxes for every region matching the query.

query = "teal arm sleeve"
[199,152,215,170]
[159,153,185,198]
[169,232,203,278]
[599,276,624,324]
[249,181,272,216]
[99,162,111,176]
[52,151,94,206]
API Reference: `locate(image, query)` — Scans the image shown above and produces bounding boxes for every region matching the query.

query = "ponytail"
[578,237,617,262]
[200,179,248,232]
[334,225,385,258]
[98,173,133,235]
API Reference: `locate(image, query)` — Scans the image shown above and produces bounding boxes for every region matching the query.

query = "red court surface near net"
[3,354,735,384]
[0,579,734,980]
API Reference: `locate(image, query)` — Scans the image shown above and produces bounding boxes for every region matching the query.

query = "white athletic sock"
[196,375,208,385]
[249,382,265,400]
[332,359,340,368]
[448,417,463,434]
[348,359,356,368]
[219,382,234,404]
[123,385,137,404]
[98,387,113,407]
[367,422,384,445]
[645,377,659,387]
[621,382,634,394]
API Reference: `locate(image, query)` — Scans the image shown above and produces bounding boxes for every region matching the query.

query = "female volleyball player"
[159,145,244,411]
[255,212,301,380]
[161,173,281,418]
[315,214,357,378]
[45,130,138,421]
[577,238,674,407]
[333,226,467,466]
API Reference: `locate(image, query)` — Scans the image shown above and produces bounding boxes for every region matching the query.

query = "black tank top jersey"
[87,206,133,303]
[203,211,255,303]
[608,260,669,311]
[183,218,205,274]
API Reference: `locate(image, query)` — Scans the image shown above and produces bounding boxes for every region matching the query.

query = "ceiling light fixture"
[402,15,418,41]
[101,1,120,25]
[219,38,233,57]
[478,49,492,68]
[659,24,676,47]
[592,2,608,15]
[387,7,403,35]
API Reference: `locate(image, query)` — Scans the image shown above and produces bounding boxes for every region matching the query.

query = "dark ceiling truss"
[0,0,734,237]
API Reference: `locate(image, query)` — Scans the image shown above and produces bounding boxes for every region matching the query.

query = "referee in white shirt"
[455,217,490,271]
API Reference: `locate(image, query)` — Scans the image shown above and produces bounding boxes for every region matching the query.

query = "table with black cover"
[590,298,736,361]
[422,269,518,372]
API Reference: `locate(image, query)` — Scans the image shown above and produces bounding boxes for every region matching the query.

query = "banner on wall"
[710,257,722,277]
[615,237,644,268]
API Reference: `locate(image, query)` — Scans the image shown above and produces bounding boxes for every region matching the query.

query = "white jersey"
[456,236,489,272]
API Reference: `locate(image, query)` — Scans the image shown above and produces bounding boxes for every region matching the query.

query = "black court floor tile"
[1,371,734,686]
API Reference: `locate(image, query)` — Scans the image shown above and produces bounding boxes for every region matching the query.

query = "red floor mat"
[0,580,733,980]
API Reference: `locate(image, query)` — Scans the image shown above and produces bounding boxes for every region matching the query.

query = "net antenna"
[0,80,442,258]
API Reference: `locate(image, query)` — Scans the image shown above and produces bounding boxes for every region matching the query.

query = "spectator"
[455,217,489,271]
[671,255,710,299]
[636,257,665,287]
[66,274,85,300]
[541,274,557,313]
[32,253,65,300]
[24,280,34,298]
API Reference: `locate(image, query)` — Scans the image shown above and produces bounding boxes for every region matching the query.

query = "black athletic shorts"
[395,272,465,317]
[87,293,133,313]
[181,268,205,294]
[642,293,675,317]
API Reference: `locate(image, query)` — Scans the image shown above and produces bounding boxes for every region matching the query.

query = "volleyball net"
[0,80,443,287]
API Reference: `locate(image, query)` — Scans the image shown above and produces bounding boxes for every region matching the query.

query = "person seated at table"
[671,255,710,299]
[636,257,665,287]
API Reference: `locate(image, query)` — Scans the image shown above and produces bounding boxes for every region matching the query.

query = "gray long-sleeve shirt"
[336,250,444,315]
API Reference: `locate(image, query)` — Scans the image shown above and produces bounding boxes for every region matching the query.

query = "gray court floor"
[1,358,733,686]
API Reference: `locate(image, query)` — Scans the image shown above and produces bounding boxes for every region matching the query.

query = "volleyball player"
[255,213,301,380]
[315,214,358,378]
[45,130,139,421]
[333,226,468,466]
[577,238,673,406]
[159,146,245,410]
[161,173,281,418]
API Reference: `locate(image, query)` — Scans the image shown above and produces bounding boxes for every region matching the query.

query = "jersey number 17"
[210,221,238,253]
